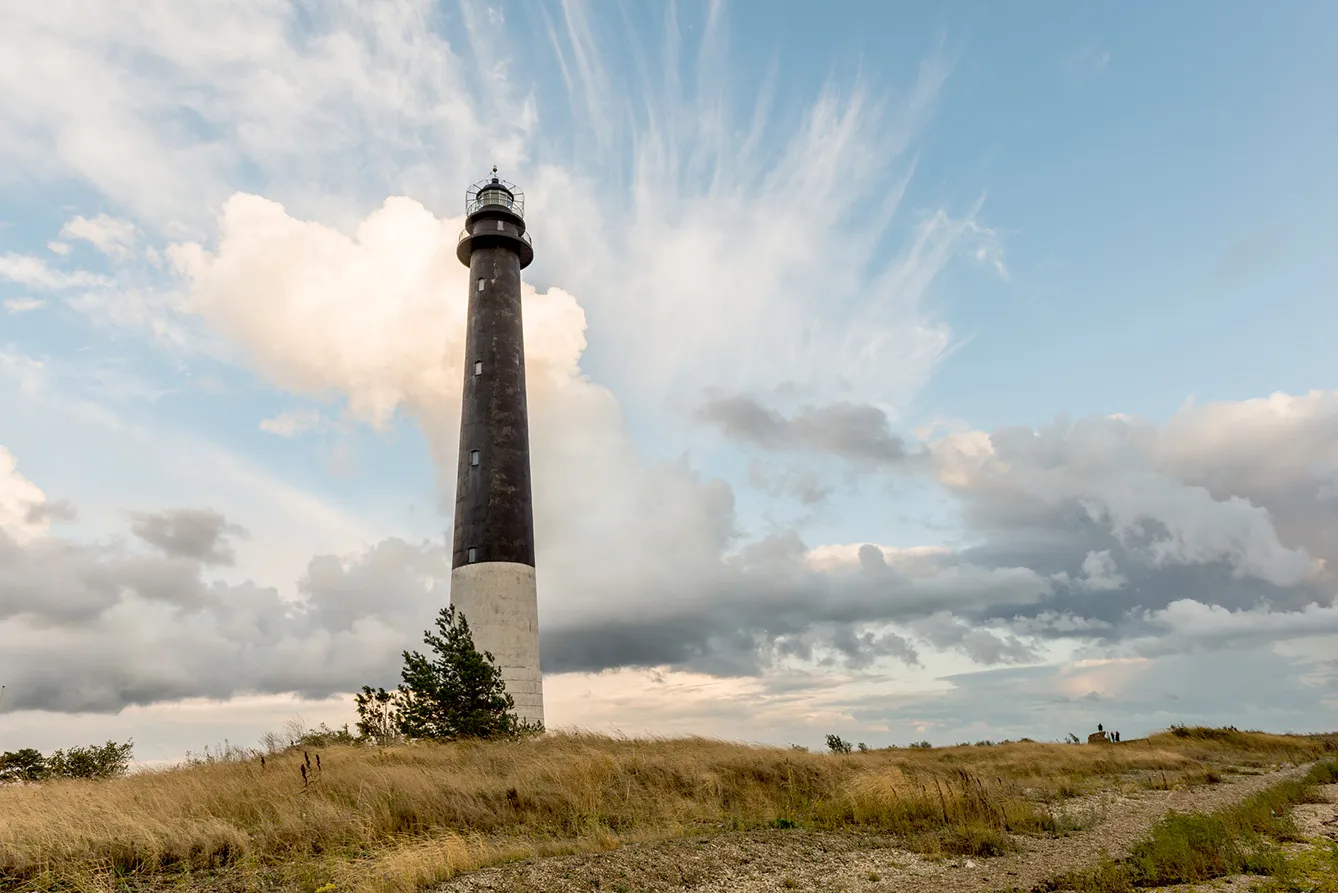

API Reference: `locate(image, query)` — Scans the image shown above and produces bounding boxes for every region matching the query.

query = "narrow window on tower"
[467,547,477,563]
[496,220,504,230]
[474,360,483,375]
[470,450,480,466]
[477,278,485,292]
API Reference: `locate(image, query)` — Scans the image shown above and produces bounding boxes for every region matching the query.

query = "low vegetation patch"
[0,733,1053,891]
[1,730,1332,893]
[1257,840,1338,893]
[1041,760,1338,892]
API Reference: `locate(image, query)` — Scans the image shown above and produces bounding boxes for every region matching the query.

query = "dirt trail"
[434,763,1314,893]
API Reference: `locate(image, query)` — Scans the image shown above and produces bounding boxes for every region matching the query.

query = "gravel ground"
[433,763,1314,893]
[1293,780,1338,843]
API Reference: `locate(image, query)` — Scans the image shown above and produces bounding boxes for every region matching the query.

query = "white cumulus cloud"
[0,446,59,545]
[0,253,109,291]
[259,409,322,438]
[57,213,139,259]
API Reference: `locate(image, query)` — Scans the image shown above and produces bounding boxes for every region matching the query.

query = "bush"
[296,723,359,748]
[0,748,47,783]
[826,734,853,755]
[46,741,133,779]
[1305,761,1338,785]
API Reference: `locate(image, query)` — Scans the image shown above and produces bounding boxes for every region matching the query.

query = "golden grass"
[0,728,1332,893]
[871,728,1327,806]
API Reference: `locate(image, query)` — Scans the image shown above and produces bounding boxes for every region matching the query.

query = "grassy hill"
[1,727,1334,893]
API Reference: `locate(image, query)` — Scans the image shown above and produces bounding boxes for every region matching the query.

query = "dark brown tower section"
[452,173,536,569]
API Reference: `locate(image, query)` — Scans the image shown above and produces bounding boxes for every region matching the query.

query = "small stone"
[965,860,977,868]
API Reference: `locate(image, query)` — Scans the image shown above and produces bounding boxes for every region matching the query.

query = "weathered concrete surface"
[450,562,544,725]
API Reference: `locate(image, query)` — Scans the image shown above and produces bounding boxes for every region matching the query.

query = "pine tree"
[394,605,519,740]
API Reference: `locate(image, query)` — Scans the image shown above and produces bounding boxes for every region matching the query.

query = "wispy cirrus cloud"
[0,253,109,290]
[259,409,323,438]
[3,297,45,314]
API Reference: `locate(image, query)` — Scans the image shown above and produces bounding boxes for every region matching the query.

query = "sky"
[1,0,1337,765]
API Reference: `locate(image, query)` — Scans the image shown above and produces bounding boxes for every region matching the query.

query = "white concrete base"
[449,561,544,726]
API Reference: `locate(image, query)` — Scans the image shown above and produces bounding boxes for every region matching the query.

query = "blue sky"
[1,0,1336,762]
[917,1,1338,428]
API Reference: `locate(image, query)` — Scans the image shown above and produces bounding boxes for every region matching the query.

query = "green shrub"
[46,741,133,780]
[0,748,47,783]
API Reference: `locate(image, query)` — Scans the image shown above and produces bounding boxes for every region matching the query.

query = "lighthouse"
[450,169,543,726]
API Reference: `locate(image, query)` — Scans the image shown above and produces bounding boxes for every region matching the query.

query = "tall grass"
[0,728,1330,893]
[0,733,1039,886]
[906,727,1328,801]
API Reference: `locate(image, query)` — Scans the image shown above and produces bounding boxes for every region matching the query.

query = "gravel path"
[1146,780,1338,893]
[1292,779,1338,843]
[433,763,1314,893]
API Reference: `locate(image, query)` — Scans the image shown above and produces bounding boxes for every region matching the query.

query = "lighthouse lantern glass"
[478,185,512,210]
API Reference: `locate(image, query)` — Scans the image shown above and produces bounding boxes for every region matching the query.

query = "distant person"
[1115,731,1120,743]
[1098,723,1103,733]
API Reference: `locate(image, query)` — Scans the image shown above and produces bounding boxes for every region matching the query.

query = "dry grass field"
[0,727,1333,893]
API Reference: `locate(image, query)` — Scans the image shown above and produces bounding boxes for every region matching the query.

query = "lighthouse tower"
[450,169,543,726]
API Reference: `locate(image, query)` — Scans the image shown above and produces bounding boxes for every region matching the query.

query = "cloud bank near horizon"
[2,374,1335,716]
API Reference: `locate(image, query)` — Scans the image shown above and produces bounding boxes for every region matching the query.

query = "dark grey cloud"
[130,508,245,565]
[545,393,1338,684]
[696,393,909,466]
[23,498,76,525]
[539,532,1051,676]
[747,459,833,506]
[946,508,1329,642]
[913,612,1038,665]
[822,626,920,670]
[0,520,448,712]
[0,533,210,624]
